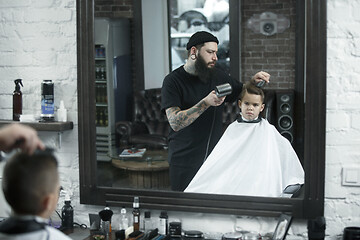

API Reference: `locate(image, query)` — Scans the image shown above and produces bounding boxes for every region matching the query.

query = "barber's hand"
[203,90,226,107]
[252,71,270,84]
[0,123,45,155]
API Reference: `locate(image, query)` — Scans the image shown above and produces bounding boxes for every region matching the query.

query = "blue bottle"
[41,80,54,121]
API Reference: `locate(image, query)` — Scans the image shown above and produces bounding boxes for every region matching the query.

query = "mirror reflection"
[169,0,230,73]
[95,0,303,198]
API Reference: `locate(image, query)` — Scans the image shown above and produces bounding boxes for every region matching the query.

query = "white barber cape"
[0,215,71,240]
[185,118,304,197]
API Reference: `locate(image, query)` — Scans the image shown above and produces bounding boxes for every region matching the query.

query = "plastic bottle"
[132,197,140,231]
[119,207,129,230]
[143,211,152,233]
[61,194,73,229]
[57,100,67,122]
[159,211,168,235]
[13,79,23,121]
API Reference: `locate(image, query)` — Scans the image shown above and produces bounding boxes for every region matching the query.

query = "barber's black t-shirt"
[161,66,243,169]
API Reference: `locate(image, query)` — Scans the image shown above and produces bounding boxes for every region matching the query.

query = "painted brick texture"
[0,1,359,239]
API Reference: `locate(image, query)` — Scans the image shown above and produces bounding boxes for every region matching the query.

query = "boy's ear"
[42,195,52,211]
[260,103,265,112]
[41,193,57,216]
[238,100,242,108]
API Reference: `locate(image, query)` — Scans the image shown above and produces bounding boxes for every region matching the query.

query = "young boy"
[185,82,304,197]
[0,150,71,240]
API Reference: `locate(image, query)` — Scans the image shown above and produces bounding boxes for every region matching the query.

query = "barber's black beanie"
[186,31,219,50]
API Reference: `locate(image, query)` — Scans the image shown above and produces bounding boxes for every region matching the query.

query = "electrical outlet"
[342,167,360,186]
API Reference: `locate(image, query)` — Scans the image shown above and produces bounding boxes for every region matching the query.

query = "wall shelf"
[0,120,73,132]
[0,120,73,148]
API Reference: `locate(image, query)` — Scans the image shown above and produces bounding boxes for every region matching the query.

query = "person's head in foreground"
[2,150,60,219]
[238,82,265,121]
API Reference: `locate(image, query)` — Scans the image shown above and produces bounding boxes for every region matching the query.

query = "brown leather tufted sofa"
[115,88,276,150]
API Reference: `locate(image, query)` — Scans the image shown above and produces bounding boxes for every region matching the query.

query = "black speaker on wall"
[276,90,295,144]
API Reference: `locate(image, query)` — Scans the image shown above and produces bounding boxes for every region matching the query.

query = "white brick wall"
[0,0,83,226]
[326,0,360,238]
[0,0,359,239]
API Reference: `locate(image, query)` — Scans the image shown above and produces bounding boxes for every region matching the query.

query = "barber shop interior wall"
[326,0,360,235]
[0,0,359,239]
[141,0,169,89]
[0,0,80,217]
[241,0,296,89]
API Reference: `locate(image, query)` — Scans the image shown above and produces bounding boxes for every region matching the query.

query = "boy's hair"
[2,151,59,215]
[239,81,265,103]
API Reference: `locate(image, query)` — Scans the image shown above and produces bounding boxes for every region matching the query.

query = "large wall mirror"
[77,0,326,218]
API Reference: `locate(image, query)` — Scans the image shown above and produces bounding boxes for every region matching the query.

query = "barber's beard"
[195,54,215,83]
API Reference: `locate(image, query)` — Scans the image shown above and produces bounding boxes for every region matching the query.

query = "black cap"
[186,31,219,50]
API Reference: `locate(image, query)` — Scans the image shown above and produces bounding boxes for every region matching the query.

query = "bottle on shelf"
[104,109,108,126]
[40,80,55,122]
[57,100,67,122]
[95,67,100,79]
[100,67,106,80]
[132,197,140,231]
[13,79,23,121]
[99,110,104,126]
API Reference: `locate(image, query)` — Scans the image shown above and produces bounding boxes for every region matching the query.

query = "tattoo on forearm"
[166,101,209,131]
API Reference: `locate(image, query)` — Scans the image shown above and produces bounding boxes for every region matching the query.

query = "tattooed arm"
[166,90,226,132]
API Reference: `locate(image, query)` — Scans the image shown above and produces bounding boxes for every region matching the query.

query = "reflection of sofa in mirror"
[115,88,280,151]
[116,88,169,150]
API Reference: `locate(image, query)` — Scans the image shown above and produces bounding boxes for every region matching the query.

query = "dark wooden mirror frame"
[77,0,326,219]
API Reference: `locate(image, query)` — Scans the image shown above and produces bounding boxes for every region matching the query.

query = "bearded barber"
[161,31,270,191]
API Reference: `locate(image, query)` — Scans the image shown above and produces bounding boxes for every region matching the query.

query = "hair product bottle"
[143,211,152,233]
[159,211,168,235]
[57,100,67,122]
[13,79,23,121]
[120,206,129,230]
[41,80,54,121]
[132,197,140,231]
[61,194,73,230]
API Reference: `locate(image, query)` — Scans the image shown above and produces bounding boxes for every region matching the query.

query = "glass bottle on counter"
[119,207,129,230]
[132,197,140,231]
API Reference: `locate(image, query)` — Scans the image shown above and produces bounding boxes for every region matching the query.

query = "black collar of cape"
[0,217,47,234]
[236,115,262,123]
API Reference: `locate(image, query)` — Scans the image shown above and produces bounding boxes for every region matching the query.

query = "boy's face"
[238,92,264,121]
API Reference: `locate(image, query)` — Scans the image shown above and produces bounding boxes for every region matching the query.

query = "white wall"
[142,0,169,89]
[325,0,360,236]
[0,0,359,239]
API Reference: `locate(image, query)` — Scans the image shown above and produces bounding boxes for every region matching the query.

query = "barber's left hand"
[252,71,270,83]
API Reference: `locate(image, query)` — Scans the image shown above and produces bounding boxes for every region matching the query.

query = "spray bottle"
[13,79,23,121]
[61,193,74,230]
